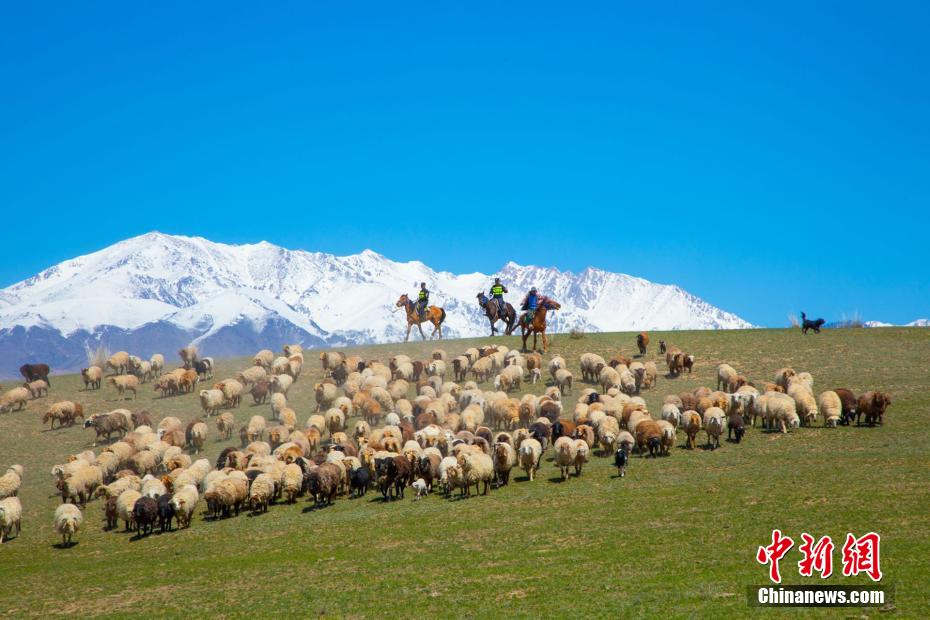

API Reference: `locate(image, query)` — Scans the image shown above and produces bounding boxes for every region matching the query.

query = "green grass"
[1,327,928,618]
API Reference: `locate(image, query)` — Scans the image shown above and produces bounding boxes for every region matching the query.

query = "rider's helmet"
[494,277,501,284]
[530,287,537,293]
[420,282,426,287]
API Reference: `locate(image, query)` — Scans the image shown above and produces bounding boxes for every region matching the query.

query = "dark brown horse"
[477,293,516,336]
[518,297,561,353]
[395,294,446,342]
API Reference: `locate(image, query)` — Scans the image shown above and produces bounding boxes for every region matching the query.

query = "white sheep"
[703,407,726,449]
[0,496,22,543]
[553,436,578,481]
[54,503,83,546]
[0,387,31,413]
[171,484,200,528]
[519,438,542,481]
[0,465,24,500]
[817,390,843,428]
[554,369,573,395]
[247,416,267,442]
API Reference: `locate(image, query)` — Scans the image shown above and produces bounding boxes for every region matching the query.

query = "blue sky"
[1,2,927,326]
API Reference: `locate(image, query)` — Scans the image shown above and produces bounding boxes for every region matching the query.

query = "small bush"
[85,344,110,368]
[568,328,585,340]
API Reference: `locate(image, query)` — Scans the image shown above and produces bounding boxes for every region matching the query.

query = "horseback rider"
[417,282,429,320]
[489,277,508,316]
[520,287,539,323]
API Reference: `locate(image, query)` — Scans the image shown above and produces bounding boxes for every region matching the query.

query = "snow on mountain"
[905,319,930,327]
[0,232,753,376]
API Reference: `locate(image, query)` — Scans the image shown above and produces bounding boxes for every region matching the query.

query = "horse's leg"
[542,332,549,353]
[405,323,412,342]
[418,322,427,340]
[521,328,529,352]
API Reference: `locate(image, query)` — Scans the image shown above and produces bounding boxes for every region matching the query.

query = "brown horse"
[395,294,446,342]
[518,297,561,353]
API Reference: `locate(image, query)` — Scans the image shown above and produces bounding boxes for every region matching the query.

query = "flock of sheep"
[0,336,892,548]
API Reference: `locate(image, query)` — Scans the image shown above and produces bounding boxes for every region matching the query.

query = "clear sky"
[1,2,927,326]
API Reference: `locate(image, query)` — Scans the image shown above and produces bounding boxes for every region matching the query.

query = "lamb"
[0,496,21,544]
[107,375,139,400]
[459,451,494,496]
[518,438,542,481]
[106,351,131,375]
[246,416,266,442]
[553,436,578,480]
[54,503,83,546]
[0,387,30,413]
[727,411,746,442]
[817,390,843,428]
[857,391,891,426]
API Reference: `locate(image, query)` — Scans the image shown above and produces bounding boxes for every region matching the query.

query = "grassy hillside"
[0,327,927,618]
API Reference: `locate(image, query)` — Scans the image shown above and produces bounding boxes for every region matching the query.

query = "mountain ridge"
[0,232,754,376]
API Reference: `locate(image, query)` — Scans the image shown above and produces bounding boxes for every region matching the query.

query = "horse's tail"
[439,308,446,324]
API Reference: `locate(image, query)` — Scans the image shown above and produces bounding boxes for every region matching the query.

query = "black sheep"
[349,467,370,498]
[614,447,628,477]
[157,493,175,533]
[133,497,158,537]
[728,413,746,443]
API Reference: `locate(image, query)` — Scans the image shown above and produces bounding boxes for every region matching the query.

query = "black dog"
[800,312,825,334]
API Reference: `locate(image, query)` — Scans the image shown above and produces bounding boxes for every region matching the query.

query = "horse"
[518,296,561,353]
[477,292,516,336]
[800,312,825,334]
[395,294,446,342]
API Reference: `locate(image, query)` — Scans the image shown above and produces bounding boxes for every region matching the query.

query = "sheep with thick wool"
[0,387,31,413]
[170,484,199,528]
[788,384,819,426]
[553,436,578,480]
[54,503,83,547]
[247,416,266,443]
[0,496,22,543]
[817,390,843,427]
[459,451,494,496]
[249,473,276,513]
[518,437,543,481]
[314,382,338,413]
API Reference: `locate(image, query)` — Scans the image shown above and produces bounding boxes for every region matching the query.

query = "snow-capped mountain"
[0,232,752,376]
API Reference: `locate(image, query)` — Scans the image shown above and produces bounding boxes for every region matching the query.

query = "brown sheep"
[856,391,891,427]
